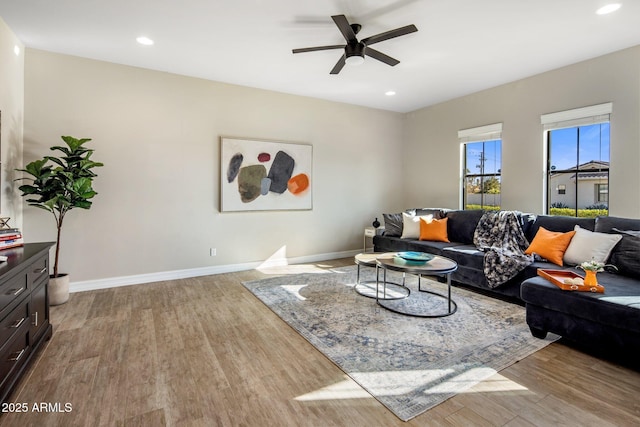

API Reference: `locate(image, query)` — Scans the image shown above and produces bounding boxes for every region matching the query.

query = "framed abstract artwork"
[220,137,312,212]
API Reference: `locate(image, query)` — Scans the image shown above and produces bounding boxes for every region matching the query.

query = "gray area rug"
[242,265,558,421]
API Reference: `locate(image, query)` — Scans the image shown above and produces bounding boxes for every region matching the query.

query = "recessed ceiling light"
[13,45,20,56]
[385,91,396,96]
[596,3,621,15]
[136,36,154,46]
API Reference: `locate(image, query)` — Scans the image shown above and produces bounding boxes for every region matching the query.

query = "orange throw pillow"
[419,217,450,242]
[525,227,576,266]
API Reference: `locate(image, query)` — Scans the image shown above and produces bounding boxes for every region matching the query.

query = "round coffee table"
[375,252,458,317]
[354,253,408,300]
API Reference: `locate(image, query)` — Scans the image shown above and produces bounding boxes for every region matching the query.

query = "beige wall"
[16,42,640,287]
[0,17,24,226]
[403,45,640,217]
[23,49,404,284]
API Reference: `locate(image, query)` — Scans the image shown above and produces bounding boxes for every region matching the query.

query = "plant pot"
[49,274,70,306]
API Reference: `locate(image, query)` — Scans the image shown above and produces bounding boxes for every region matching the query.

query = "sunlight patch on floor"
[351,369,456,395]
[295,376,372,401]
[353,282,407,299]
[426,367,498,394]
[461,372,530,393]
[259,264,334,275]
[281,285,308,301]
[295,369,531,402]
[256,246,346,275]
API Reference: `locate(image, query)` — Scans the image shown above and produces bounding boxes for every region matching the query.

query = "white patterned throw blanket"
[473,211,533,288]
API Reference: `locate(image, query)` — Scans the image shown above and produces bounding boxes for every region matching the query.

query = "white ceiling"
[1,1,638,113]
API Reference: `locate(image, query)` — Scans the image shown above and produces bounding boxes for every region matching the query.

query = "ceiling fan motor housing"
[346,42,366,61]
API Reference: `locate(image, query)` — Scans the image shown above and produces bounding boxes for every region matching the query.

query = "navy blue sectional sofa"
[373,209,640,365]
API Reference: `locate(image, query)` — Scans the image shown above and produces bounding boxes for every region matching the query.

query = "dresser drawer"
[0,243,54,404]
[0,297,29,351]
[0,274,28,317]
[26,255,48,288]
[0,321,30,394]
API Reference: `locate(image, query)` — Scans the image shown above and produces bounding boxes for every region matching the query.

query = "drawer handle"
[11,317,26,329]
[9,349,25,362]
[32,312,38,327]
[34,267,47,274]
[6,287,25,296]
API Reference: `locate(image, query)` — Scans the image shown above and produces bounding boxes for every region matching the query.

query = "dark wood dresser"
[0,242,54,403]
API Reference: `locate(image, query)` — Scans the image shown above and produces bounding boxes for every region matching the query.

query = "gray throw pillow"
[382,213,403,237]
[610,228,640,277]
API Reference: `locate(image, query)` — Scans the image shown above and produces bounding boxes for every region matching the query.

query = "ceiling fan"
[292,15,418,74]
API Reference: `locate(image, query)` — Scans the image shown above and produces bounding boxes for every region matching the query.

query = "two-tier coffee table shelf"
[375,252,458,318]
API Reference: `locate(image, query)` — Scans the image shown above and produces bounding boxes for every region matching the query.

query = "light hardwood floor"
[2,258,639,426]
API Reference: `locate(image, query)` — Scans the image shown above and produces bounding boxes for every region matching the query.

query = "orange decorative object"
[584,270,598,287]
[537,268,605,293]
[287,173,309,195]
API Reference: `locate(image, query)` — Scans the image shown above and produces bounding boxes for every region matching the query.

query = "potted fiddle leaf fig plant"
[16,136,103,305]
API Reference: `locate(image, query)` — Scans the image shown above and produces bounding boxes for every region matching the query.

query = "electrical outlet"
[210,248,217,256]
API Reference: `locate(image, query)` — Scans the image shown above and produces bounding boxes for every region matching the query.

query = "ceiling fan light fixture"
[346,55,365,66]
[345,42,365,66]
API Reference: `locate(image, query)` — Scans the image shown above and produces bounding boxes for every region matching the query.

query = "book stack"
[0,228,23,251]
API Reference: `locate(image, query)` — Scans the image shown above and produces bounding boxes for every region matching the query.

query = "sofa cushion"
[442,245,485,271]
[525,227,576,266]
[521,274,640,333]
[563,225,622,266]
[610,229,640,277]
[373,235,458,256]
[444,209,484,244]
[595,216,640,233]
[419,217,449,242]
[526,215,595,242]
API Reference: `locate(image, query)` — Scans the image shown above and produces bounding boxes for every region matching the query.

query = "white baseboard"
[70,249,360,293]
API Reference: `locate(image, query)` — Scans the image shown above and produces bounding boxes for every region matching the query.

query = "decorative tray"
[396,251,434,262]
[537,268,605,293]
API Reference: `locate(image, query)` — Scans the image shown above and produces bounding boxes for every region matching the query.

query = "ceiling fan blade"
[330,54,346,74]
[365,47,400,66]
[332,15,357,43]
[292,45,345,54]
[361,24,418,46]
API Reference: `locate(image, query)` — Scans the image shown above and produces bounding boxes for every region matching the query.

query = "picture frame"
[220,137,312,212]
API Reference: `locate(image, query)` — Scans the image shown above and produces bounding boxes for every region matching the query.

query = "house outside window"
[459,123,502,211]
[542,103,612,217]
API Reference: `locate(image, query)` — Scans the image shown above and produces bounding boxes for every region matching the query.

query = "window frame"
[541,103,612,216]
[458,123,503,211]
[596,183,609,203]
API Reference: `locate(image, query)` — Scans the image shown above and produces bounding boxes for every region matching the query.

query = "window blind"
[541,102,612,131]
[458,123,503,143]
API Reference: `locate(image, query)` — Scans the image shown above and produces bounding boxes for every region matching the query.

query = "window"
[596,184,608,203]
[459,123,502,211]
[542,103,611,217]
